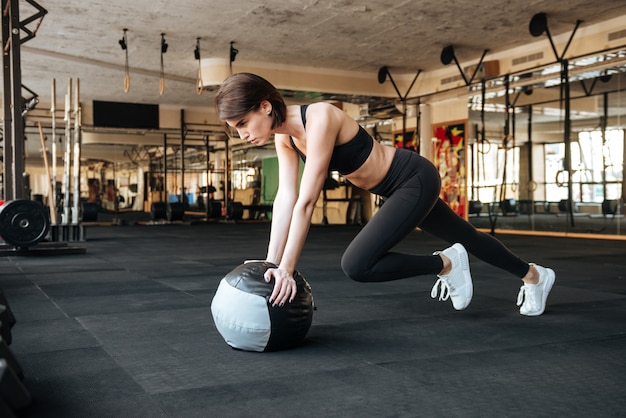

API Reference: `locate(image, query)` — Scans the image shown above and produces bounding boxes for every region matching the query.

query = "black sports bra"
[289,105,374,175]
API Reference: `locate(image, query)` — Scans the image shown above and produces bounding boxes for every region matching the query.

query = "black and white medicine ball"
[211,261,314,352]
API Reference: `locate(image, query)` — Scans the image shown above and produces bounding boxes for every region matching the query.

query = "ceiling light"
[161,33,168,54]
[230,41,239,63]
[194,38,201,60]
[440,45,489,86]
[440,45,455,65]
[529,13,548,37]
[119,28,128,50]
[160,33,167,95]
[377,66,389,84]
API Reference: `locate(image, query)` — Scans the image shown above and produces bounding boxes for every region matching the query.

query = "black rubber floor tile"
[0,273,33,289]
[49,291,210,317]
[18,347,165,418]
[120,260,227,279]
[9,257,119,275]
[24,268,142,285]
[76,307,215,345]
[23,396,169,418]
[77,308,360,395]
[153,274,221,291]
[562,276,626,294]
[384,335,626,417]
[11,318,99,355]
[2,285,67,322]
[39,279,175,298]
[155,365,435,418]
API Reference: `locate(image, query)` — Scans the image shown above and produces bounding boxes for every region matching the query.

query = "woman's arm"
[266,104,339,306]
[266,133,300,265]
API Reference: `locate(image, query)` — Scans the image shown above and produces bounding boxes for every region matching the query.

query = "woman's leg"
[420,199,557,315]
[341,166,443,282]
[419,199,530,278]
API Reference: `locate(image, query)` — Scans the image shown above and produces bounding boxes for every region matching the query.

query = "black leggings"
[341,149,530,282]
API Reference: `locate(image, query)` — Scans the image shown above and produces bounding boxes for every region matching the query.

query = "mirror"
[467,52,626,237]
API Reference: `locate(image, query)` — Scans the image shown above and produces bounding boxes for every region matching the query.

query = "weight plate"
[167,202,184,221]
[81,202,99,222]
[0,199,50,248]
[227,201,244,220]
[150,202,167,221]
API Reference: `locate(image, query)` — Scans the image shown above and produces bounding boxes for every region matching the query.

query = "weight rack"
[1,1,86,257]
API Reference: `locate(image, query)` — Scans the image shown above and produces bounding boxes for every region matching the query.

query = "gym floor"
[2,222,625,417]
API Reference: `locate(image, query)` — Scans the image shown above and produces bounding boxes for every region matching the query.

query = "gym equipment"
[0,200,50,248]
[167,202,184,221]
[0,291,16,345]
[150,202,167,221]
[207,200,222,219]
[71,79,82,225]
[0,359,31,415]
[38,122,58,225]
[469,200,483,215]
[530,13,584,228]
[376,66,421,147]
[211,261,314,352]
[500,198,517,215]
[226,201,243,221]
[1,293,31,413]
[80,202,99,222]
[0,337,23,380]
[602,199,623,216]
[558,199,571,213]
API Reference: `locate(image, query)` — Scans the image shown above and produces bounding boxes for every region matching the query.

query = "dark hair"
[214,73,287,129]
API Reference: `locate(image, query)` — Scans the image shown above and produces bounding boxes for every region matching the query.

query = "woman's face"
[225,101,273,146]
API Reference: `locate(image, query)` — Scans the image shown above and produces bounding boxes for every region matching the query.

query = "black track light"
[377,66,389,84]
[119,28,128,50]
[161,33,168,54]
[529,13,548,37]
[194,38,201,60]
[230,41,239,63]
[440,45,455,65]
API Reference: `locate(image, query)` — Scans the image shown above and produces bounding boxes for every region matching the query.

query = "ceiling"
[2,0,626,169]
[10,0,626,111]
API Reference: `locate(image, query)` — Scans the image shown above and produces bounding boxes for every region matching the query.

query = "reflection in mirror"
[468,52,626,237]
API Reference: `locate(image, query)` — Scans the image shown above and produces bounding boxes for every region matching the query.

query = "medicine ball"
[211,261,314,352]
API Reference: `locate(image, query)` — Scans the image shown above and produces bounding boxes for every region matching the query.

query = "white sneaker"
[517,263,555,316]
[431,243,473,310]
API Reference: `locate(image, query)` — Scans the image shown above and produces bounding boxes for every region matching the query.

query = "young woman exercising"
[215,72,555,316]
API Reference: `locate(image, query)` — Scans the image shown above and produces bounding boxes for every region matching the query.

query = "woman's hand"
[264,267,298,307]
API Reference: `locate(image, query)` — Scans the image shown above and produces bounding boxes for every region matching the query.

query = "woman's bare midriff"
[344,141,396,191]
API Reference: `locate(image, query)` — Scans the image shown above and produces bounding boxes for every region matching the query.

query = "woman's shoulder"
[305,102,351,124]
[306,102,341,112]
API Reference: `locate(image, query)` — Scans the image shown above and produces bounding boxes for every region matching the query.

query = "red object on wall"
[432,120,468,219]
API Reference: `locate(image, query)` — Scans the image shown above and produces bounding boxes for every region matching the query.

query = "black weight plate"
[208,200,222,218]
[150,202,167,221]
[0,199,50,248]
[227,201,243,220]
[81,201,99,222]
[167,202,184,221]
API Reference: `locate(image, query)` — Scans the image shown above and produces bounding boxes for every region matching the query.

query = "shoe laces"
[516,284,536,308]
[431,277,452,302]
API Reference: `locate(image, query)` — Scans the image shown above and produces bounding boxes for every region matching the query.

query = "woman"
[215,73,555,316]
